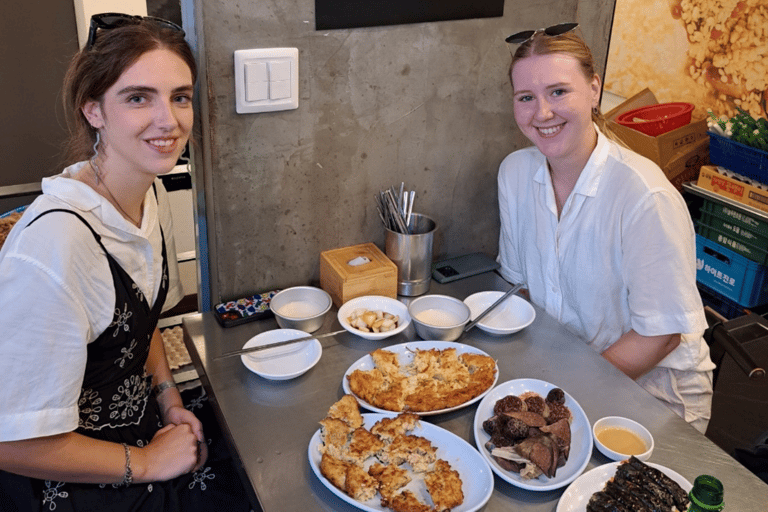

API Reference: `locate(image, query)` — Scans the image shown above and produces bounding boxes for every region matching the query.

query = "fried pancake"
[368,463,411,504]
[381,434,437,472]
[424,459,464,511]
[371,413,420,443]
[328,394,364,428]
[345,463,379,502]
[320,453,350,491]
[388,490,432,512]
[370,348,402,376]
[343,427,385,464]
[319,417,353,458]
[350,348,496,413]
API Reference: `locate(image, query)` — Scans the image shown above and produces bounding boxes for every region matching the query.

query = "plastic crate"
[696,234,768,307]
[697,218,768,265]
[697,282,749,320]
[708,131,768,184]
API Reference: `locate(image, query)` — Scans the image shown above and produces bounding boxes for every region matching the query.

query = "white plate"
[463,291,535,335]
[342,341,499,415]
[473,378,593,491]
[338,295,411,340]
[556,461,692,512]
[240,329,322,380]
[308,413,494,512]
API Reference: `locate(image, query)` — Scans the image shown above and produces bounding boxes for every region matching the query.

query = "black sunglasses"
[86,12,184,50]
[505,23,579,44]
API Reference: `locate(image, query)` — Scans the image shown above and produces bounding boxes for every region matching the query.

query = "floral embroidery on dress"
[131,282,145,303]
[41,481,68,511]
[109,374,149,422]
[114,338,137,368]
[188,466,215,491]
[78,388,102,430]
[185,390,207,411]
[110,303,133,337]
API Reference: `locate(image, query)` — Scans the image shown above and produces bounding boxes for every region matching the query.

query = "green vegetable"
[708,109,768,151]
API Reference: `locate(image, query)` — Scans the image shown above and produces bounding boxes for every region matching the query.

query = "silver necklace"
[89,162,143,227]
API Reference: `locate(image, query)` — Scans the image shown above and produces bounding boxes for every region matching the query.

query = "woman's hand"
[135,422,201,482]
[163,405,208,470]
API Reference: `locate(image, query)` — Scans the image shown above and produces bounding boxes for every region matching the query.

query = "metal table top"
[182,272,768,511]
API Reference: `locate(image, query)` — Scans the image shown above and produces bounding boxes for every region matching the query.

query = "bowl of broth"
[593,416,654,461]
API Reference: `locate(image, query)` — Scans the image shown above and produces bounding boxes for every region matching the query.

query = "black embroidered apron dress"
[0,207,251,512]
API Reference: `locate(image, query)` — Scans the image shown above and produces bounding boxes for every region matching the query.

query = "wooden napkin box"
[320,243,397,307]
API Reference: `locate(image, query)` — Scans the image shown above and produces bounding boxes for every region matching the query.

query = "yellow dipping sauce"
[596,427,647,456]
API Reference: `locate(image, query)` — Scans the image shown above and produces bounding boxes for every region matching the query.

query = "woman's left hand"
[163,405,208,470]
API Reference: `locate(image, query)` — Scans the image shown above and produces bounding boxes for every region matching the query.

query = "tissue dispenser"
[320,243,398,307]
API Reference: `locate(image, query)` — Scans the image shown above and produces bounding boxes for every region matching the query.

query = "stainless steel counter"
[182,272,768,511]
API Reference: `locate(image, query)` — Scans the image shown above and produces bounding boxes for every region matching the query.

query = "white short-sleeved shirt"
[0,161,182,441]
[497,130,714,375]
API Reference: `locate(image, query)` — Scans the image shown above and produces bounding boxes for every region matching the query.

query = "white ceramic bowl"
[463,291,536,336]
[593,416,654,462]
[337,295,410,340]
[408,294,471,341]
[270,286,332,333]
[240,329,322,380]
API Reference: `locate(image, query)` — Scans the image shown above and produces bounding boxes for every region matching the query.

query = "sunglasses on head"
[505,23,579,44]
[86,12,184,50]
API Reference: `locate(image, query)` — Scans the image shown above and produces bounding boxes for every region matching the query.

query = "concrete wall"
[189,0,615,304]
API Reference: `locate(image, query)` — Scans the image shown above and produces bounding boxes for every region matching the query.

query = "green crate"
[700,199,768,237]
[697,217,768,265]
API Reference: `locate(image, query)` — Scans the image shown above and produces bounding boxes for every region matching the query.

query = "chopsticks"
[214,329,346,360]
[464,283,524,333]
[375,183,416,234]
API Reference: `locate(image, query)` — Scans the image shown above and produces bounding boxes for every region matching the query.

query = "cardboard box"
[664,137,709,192]
[605,88,709,170]
[320,242,397,307]
[697,165,768,215]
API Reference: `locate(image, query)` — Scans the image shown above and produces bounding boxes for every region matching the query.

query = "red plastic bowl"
[616,102,695,136]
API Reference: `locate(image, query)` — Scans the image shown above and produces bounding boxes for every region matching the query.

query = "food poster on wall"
[604,0,767,120]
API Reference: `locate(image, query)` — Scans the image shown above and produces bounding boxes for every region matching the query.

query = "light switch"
[234,48,299,114]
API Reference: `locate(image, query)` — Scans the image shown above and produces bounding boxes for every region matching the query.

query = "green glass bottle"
[688,474,724,511]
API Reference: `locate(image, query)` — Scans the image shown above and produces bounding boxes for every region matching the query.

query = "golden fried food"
[318,395,464,511]
[424,459,464,512]
[347,348,496,413]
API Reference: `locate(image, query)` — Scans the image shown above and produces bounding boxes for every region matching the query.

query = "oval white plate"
[464,291,535,336]
[240,329,322,380]
[308,413,494,512]
[556,461,692,512]
[342,340,498,415]
[473,378,593,491]
[337,295,411,340]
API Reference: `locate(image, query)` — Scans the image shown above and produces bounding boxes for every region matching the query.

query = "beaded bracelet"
[153,380,177,396]
[121,443,133,486]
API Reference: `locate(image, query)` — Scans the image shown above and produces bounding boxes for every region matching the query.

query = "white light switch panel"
[234,48,299,114]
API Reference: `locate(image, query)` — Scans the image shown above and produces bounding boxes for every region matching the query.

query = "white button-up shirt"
[497,129,714,375]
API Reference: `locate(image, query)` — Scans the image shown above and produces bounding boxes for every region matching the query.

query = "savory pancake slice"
[373,376,407,412]
[370,348,402,377]
[381,434,437,472]
[347,368,387,405]
[344,427,385,464]
[368,463,411,504]
[460,352,496,373]
[407,348,440,375]
[424,459,464,511]
[345,463,379,502]
[319,417,353,459]
[388,490,432,512]
[371,412,420,443]
[320,453,350,491]
[327,394,364,428]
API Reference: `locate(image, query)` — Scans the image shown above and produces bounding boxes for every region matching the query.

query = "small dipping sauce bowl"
[408,294,471,341]
[593,416,654,461]
[270,286,332,333]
